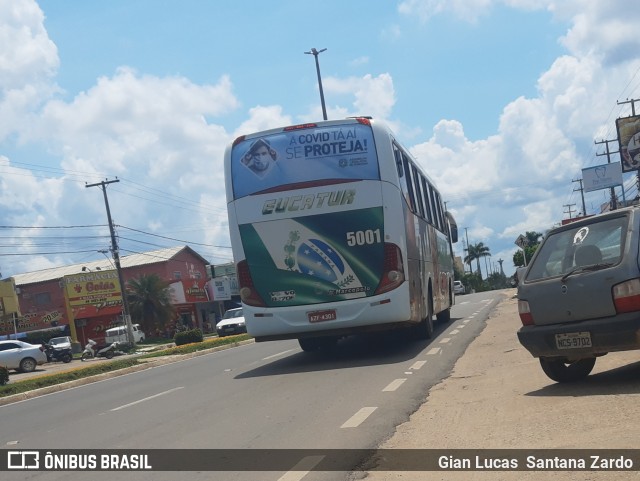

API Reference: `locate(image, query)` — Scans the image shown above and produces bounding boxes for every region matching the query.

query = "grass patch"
[139,334,252,358]
[0,334,253,399]
[0,358,139,398]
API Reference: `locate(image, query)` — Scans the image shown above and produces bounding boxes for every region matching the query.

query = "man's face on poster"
[251,145,272,171]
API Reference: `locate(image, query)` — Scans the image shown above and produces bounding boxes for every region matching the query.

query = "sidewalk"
[362,290,640,481]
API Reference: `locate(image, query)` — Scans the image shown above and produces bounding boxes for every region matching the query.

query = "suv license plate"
[308,310,337,323]
[556,331,592,349]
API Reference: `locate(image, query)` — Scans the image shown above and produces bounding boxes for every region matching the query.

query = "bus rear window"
[230,123,380,198]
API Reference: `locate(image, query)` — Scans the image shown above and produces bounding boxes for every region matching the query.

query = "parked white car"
[453,280,466,295]
[0,340,48,372]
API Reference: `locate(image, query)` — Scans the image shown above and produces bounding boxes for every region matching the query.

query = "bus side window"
[434,191,445,232]
[411,165,425,218]
[421,178,433,224]
[393,144,413,210]
[402,153,417,213]
[393,144,404,178]
[428,183,442,231]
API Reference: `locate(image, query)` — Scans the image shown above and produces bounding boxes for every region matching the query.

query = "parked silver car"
[453,280,465,295]
[517,206,640,382]
[0,340,48,372]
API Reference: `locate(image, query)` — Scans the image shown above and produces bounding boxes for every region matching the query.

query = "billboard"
[616,115,640,172]
[63,270,123,310]
[582,162,623,193]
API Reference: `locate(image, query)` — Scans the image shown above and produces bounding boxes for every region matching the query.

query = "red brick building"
[2,246,216,345]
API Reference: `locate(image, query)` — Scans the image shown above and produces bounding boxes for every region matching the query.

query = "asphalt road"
[1,290,506,481]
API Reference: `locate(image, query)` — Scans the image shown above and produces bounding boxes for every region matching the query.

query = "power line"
[117,225,231,248]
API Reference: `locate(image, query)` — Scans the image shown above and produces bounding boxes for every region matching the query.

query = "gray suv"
[517,206,640,382]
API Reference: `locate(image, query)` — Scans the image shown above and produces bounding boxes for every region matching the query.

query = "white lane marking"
[456,325,465,329]
[263,349,296,361]
[383,379,407,392]
[341,407,377,428]
[427,347,441,355]
[449,329,460,335]
[439,338,451,344]
[463,320,471,324]
[410,360,427,370]
[277,456,325,481]
[404,371,413,375]
[111,387,184,412]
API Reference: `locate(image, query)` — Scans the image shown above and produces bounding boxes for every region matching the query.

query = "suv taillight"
[374,243,405,295]
[613,278,640,313]
[518,300,534,326]
[237,260,266,307]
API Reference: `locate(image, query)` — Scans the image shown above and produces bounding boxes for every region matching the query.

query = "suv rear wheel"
[539,357,596,383]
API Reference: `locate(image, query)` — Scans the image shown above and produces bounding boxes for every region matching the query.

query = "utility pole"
[85,178,135,346]
[563,203,577,219]
[464,227,471,274]
[572,178,587,216]
[595,138,623,210]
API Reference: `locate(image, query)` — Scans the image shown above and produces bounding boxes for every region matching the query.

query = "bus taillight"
[237,260,266,307]
[374,243,405,295]
[283,123,318,131]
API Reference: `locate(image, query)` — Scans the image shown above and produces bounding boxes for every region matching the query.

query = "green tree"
[464,242,491,278]
[127,274,176,336]
[462,271,485,293]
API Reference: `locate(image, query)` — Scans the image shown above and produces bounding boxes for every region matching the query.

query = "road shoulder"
[362,291,640,480]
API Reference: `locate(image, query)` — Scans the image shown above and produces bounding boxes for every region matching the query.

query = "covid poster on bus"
[230,123,380,198]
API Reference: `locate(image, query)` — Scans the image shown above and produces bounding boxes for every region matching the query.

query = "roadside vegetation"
[0,333,252,398]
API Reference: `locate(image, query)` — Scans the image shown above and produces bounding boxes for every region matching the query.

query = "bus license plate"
[556,332,592,349]
[308,310,337,323]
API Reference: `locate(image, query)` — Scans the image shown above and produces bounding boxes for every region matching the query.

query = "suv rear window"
[525,215,626,282]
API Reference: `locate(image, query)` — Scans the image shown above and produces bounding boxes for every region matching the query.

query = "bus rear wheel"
[413,309,434,340]
[436,308,451,324]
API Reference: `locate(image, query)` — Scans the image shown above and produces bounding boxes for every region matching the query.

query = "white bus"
[224,117,458,351]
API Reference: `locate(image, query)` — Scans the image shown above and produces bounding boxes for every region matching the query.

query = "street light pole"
[304,47,328,120]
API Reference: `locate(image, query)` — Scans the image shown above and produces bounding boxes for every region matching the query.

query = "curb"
[0,339,255,407]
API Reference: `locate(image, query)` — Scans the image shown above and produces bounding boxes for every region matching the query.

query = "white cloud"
[0,0,59,142]
[398,0,494,23]
[234,105,292,137]
[324,73,396,120]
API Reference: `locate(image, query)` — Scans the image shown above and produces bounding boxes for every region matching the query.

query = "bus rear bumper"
[246,289,413,341]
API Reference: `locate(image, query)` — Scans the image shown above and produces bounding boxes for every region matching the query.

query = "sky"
[2,0,640,280]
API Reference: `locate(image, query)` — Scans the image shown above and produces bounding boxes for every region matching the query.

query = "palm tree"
[464,242,491,278]
[127,274,176,336]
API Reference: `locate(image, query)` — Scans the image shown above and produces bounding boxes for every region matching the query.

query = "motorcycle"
[81,339,121,361]
[43,343,73,363]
